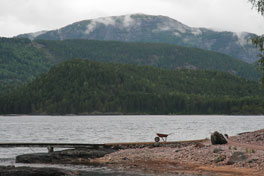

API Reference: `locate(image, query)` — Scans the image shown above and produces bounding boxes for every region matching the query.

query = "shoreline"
[1,129,264,175]
[91,129,264,176]
[1,114,264,116]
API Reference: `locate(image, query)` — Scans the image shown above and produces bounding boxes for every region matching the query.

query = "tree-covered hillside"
[1,59,263,115]
[0,38,261,95]
[37,39,261,81]
[0,38,52,93]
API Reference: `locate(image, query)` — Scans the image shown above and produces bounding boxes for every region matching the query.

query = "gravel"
[91,129,264,175]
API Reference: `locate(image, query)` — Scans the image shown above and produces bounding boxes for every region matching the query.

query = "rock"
[0,166,73,176]
[213,148,224,153]
[112,145,126,150]
[194,143,205,148]
[153,142,160,147]
[211,131,228,145]
[248,159,258,163]
[224,134,229,139]
[227,152,247,165]
[16,148,117,164]
[214,155,226,163]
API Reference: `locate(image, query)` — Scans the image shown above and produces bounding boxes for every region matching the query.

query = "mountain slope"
[18,14,260,63]
[36,39,261,81]
[1,60,263,115]
[0,38,261,94]
[0,38,52,92]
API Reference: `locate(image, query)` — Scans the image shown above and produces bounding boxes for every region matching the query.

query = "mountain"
[0,38,261,94]
[17,14,260,63]
[1,59,263,115]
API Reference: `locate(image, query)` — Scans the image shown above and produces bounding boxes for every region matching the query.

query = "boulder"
[227,152,247,165]
[16,148,117,164]
[211,131,228,145]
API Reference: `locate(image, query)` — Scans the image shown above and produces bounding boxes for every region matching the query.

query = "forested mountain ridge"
[0,37,260,94]
[1,59,263,115]
[0,38,52,92]
[17,14,259,63]
[36,39,261,81]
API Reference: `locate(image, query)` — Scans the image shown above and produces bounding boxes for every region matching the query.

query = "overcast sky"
[0,0,263,37]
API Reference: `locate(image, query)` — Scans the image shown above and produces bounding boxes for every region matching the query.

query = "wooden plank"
[104,139,205,146]
[0,139,206,149]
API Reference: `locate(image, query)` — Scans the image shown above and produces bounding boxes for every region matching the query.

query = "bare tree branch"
[249,0,264,15]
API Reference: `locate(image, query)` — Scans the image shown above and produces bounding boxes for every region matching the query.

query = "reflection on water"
[0,115,263,175]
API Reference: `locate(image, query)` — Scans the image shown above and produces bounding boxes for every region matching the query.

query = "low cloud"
[153,17,203,36]
[85,14,140,34]
[85,17,116,34]
[153,17,190,33]
[234,32,252,46]
[191,28,202,36]
[122,15,135,28]
[173,32,181,37]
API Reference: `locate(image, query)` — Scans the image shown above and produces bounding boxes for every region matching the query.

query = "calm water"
[0,115,263,175]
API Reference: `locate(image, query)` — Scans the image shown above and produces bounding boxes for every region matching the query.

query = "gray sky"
[0,0,263,37]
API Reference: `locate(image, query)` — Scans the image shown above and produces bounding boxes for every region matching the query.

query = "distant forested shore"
[1,59,263,115]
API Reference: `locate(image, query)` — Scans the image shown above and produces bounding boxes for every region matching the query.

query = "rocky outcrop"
[16,148,117,164]
[0,165,115,176]
[233,129,264,146]
[210,131,228,145]
[0,166,74,176]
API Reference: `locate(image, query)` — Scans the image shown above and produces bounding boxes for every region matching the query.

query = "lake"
[0,115,263,175]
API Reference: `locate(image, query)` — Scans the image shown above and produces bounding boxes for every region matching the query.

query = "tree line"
[1,59,263,115]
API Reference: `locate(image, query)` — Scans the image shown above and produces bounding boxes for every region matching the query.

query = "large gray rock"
[211,131,228,145]
[16,148,117,164]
